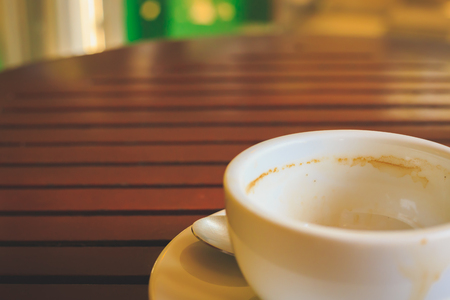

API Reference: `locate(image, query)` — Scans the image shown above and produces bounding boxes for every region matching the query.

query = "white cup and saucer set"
[149,130,450,300]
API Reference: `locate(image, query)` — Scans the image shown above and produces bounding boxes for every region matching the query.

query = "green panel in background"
[125,0,272,43]
[244,0,271,22]
[125,0,142,42]
[125,0,167,42]
[167,0,240,38]
[140,0,167,39]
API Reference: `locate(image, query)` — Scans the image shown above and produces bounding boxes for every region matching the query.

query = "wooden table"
[1,35,450,300]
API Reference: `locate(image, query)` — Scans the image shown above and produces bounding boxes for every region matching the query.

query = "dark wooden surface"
[1,35,450,300]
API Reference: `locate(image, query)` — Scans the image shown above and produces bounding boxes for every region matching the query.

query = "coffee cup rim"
[224,129,450,244]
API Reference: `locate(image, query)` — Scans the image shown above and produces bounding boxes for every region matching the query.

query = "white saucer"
[149,227,259,300]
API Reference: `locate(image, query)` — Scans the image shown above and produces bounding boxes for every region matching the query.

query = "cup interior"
[233,131,450,231]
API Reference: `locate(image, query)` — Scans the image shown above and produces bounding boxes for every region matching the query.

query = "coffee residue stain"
[436,165,450,178]
[246,171,268,194]
[246,168,276,194]
[282,164,295,171]
[246,159,325,194]
[246,161,317,194]
[338,155,429,188]
[420,238,427,245]
[306,159,320,164]
[400,266,442,300]
[247,155,446,194]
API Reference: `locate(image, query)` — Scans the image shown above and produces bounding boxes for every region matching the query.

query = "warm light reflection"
[190,0,216,25]
[217,2,235,21]
[79,0,105,54]
[140,0,161,21]
[445,2,450,18]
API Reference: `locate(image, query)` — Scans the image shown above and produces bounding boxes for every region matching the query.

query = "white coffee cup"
[224,130,450,300]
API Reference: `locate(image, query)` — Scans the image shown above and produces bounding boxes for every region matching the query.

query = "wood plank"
[92,73,450,86]
[2,142,450,165]
[1,109,450,127]
[0,165,225,186]
[0,284,148,300]
[0,215,200,240]
[0,247,161,275]
[82,81,450,90]
[7,69,449,90]
[15,61,446,79]
[147,61,449,73]
[0,145,245,164]
[0,188,224,211]
[228,52,374,61]
[9,84,450,100]
[5,94,450,111]
[49,65,446,77]
[1,126,450,145]
[90,80,450,88]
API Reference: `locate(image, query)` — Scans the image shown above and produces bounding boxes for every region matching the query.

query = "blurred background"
[1,0,450,71]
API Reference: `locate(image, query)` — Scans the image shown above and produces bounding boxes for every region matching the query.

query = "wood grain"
[0,247,162,275]
[0,285,149,300]
[1,109,450,127]
[1,126,450,145]
[0,215,201,240]
[1,35,450,298]
[0,188,224,211]
[0,165,225,186]
[5,94,450,109]
[0,145,245,164]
